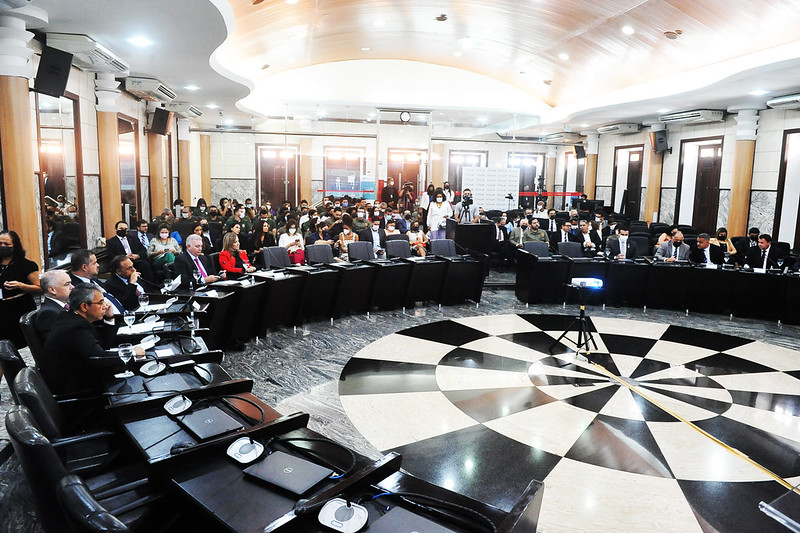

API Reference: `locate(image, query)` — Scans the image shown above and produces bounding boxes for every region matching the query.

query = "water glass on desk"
[123,310,136,329]
[138,293,149,309]
[118,343,135,378]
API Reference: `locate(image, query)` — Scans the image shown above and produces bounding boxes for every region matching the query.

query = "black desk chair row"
[0,339,26,404]
[19,309,45,366]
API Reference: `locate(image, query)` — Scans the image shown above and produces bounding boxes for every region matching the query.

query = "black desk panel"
[605,262,649,308]
[328,263,377,317]
[734,270,786,321]
[439,257,484,305]
[365,259,413,309]
[645,264,691,310]
[403,257,447,306]
[687,267,737,314]
[252,271,306,329]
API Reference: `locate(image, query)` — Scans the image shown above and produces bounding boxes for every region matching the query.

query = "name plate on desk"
[121,321,166,335]
[754,267,767,274]
[704,264,718,269]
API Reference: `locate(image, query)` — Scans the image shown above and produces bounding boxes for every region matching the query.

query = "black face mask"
[411,225,420,232]
[209,211,218,217]
[750,235,758,241]
[0,246,13,258]
[718,234,727,240]
[116,229,128,238]
[405,214,411,220]
[549,214,555,219]
[201,224,210,232]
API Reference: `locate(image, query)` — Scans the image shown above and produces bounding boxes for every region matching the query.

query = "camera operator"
[454,189,475,224]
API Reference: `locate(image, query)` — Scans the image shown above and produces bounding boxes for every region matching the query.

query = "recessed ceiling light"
[453,51,463,57]
[373,19,385,28]
[477,116,488,124]
[657,108,670,114]
[224,118,233,125]
[317,110,327,117]
[184,85,200,91]
[206,104,219,109]
[127,36,153,47]
[579,123,590,128]
[436,13,448,22]
[285,0,298,4]
[361,47,371,51]
[558,52,570,61]
[749,89,769,96]
[622,25,635,35]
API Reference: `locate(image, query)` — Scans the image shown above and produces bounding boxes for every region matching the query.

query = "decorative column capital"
[733,109,759,141]
[95,72,120,113]
[177,118,191,139]
[546,146,558,159]
[0,6,47,79]
[585,133,599,155]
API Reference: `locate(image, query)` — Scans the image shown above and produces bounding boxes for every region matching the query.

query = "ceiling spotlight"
[127,36,153,47]
[664,29,683,40]
[749,89,769,96]
[361,47,371,51]
[436,13,448,21]
[477,116,488,124]
[453,51,463,57]
[206,104,219,109]
[184,85,200,91]
[373,19,385,28]
[558,52,570,61]
[622,25,635,35]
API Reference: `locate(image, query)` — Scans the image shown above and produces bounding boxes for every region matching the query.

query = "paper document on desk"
[212,279,241,286]
[121,321,166,335]
[138,302,169,312]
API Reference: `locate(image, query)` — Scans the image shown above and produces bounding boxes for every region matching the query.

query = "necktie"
[497,228,503,241]
[550,220,555,231]
[761,249,767,268]
[121,237,131,255]
[140,233,148,247]
[194,256,208,279]
[673,246,678,259]
[563,233,567,243]
[64,303,70,311]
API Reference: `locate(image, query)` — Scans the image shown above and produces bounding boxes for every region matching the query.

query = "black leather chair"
[260,248,273,268]
[267,246,292,268]
[522,241,550,257]
[385,233,410,243]
[430,239,458,258]
[386,240,411,258]
[348,241,375,261]
[207,252,221,272]
[0,339,26,404]
[557,241,583,258]
[306,243,335,264]
[19,309,45,365]
[58,475,131,532]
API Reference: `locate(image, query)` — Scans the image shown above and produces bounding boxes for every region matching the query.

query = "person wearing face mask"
[147,223,181,268]
[407,222,428,257]
[301,209,319,236]
[399,210,413,233]
[309,220,335,247]
[337,221,358,260]
[454,189,475,224]
[544,209,559,233]
[421,184,436,209]
[442,181,455,204]
[655,231,689,262]
[107,220,155,282]
[0,229,41,351]
[533,201,548,219]
[607,225,639,260]
[279,219,305,264]
[243,198,256,219]
[381,177,399,208]
[62,205,80,224]
[509,219,531,248]
[180,206,198,223]
[358,217,387,257]
[225,205,253,235]
[45,219,68,261]
[172,198,185,218]
[193,198,209,218]
[352,207,369,232]
[385,220,400,236]
[426,190,453,240]
[191,222,215,255]
[709,227,737,256]
[219,198,232,219]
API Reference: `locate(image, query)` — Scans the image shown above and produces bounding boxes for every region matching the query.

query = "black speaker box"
[574,145,586,159]
[34,46,73,98]
[650,130,669,153]
[150,107,173,136]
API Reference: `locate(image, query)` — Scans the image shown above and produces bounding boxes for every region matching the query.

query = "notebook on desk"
[243,450,333,495]
[179,405,244,440]
[368,506,459,533]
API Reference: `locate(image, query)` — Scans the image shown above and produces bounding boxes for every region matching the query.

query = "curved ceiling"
[25,0,800,134]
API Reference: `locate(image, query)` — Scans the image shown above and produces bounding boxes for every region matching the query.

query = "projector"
[570,277,603,289]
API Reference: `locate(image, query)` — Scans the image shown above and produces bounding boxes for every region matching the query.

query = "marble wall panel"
[717,189,731,229]
[312,180,324,205]
[554,184,565,210]
[595,186,612,210]
[748,190,777,236]
[172,178,179,204]
[65,176,77,204]
[211,178,256,206]
[140,177,150,221]
[639,187,647,220]
[660,188,677,225]
[84,175,101,247]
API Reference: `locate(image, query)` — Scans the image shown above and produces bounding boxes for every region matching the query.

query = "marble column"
[147,132,165,216]
[583,134,599,199]
[96,72,123,237]
[728,109,759,237]
[199,134,211,203]
[545,146,557,209]
[643,125,665,224]
[0,6,47,266]
[177,118,192,203]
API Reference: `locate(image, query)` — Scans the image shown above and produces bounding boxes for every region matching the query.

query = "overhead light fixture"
[206,103,219,109]
[436,13,448,22]
[622,25,635,35]
[373,19,385,28]
[558,52,570,61]
[657,108,671,113]
[184,85,200,91]
[361,47,370,51]
[477,116,488,124]
[453,51,463,57]
[127,36,153,47]
[285,0,298,4]
[579,123,590,128]
[749,89,769,96]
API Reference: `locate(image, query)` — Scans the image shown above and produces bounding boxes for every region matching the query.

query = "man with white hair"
[33,270,73,341]
[173,234,222,289]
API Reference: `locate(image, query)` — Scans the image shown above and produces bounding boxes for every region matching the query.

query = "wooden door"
[692,145,722,233]
[625,151,643,219]
[259,146,297,205]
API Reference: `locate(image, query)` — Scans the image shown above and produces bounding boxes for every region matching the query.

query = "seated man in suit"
[689,233,724,265]
[509,218,530,248]
[33,269,73,342]
[68,249,125,314]
[105,255,146,311]
[173,234,223,289]
[607,225,639,260]
[106,220,154,282]
[744,233,784,269]
[357,217,387,258]
[130,219,154,250]
[40,283,143,396]
[576,220,602,257]
[655,231,689,262]
[550,220,579,249]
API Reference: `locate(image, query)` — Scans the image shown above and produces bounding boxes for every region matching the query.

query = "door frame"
[611,144,644,215]
[674,135,724,226]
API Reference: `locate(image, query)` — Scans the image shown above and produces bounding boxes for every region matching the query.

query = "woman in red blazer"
[219,232,257,277]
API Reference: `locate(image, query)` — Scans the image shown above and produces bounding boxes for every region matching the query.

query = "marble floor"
[2,282,800,532]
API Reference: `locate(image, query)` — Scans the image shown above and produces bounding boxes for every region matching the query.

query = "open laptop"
[179,405,244,440]
[243,450,333,495]
[368,506,459,533]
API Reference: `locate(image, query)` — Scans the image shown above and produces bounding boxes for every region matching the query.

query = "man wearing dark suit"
[492,217,512,268]
[550,220,579,249]
[33,270,73,342]
[358,217,387,257]
[107,220,154,282]
[689,233,724,265]
[744,233,785,269]
[130,219,154,250]
[68,249,126,314]
[40,284,143,396]
[46,220,69,258]
[380,177,399,208]
[602,216,619,241]
[607,226,639,260]
[173,234,223,289]
[104,255,145,311]
[576,220,602,257]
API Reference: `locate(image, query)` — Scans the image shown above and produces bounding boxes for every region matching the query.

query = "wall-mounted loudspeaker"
[34,46,73,98]
[650,130,669,153]
[574,145,586,159]
[150,107,173,136]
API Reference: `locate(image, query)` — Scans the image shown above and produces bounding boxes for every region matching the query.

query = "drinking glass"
[193,269,203,288]
[138,293,149,309]
[123,310,136,329]
[778,257,785,270]
[723,251,730,266]
[118,343,134,378]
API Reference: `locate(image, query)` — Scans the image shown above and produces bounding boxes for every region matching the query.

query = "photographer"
[454,189,475,224]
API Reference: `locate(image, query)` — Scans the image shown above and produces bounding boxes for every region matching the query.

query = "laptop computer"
[368,506,459,533]
[142,373,192,395]
[243,450,333,495]
[179,405,244,441]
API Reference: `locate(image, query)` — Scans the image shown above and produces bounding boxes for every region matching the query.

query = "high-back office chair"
[430,239,458,258]
[557,241,583,258]
[629,236,650,257]
[385,234,409,243]
[347,241,375,261]
[522,241,550,257]
[58,475,131,533]
[207,252,221,273]
[259,249,272,269]
[266,246,292,268]
[386,240,411,259]
[306,244,335,264]
[19,310,44,363]
[0,339,27,404]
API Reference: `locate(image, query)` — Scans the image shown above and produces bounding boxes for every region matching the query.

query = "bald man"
[33,270,73,342]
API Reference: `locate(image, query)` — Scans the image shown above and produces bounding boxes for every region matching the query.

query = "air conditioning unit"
[597,123,640,135]
[166,102,202,119]
[125,77,176,103]
[46,33,129,75]
[658,110,724,124]
[541,132,582,143]
[766,93,800,110]
[0,0,32,10]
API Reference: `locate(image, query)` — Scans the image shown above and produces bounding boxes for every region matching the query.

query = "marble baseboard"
[748,190,777,235]
[660,188,677,225]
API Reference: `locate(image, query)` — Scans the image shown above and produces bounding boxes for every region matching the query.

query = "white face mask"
[160,233,169,239]
[357,212,365,218]
[387,226,395,232]
[619,236,628,244]
[68,212,77,218]
[344,229,351,235]
[288,228,296,234]
[182,212,189,218]
[373,225,380,231]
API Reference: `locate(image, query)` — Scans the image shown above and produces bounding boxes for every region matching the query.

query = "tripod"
[549,285,599,358]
